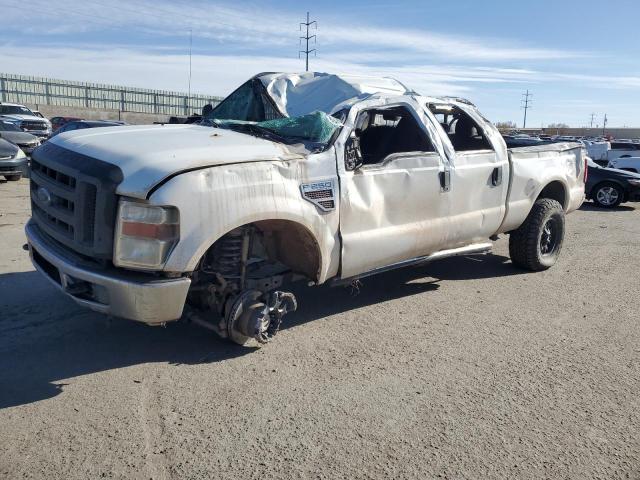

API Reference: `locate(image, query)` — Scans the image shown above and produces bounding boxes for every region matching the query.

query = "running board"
[332,242,493,286]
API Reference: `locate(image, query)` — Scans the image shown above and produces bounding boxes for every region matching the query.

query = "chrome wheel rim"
[540,218,560,256]
[596,186,619,206]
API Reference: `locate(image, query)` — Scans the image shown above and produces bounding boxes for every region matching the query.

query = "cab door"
[427,103,509,247]
[337,99,451,279]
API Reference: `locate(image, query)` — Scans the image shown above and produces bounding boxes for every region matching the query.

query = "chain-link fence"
[0,73,222,116]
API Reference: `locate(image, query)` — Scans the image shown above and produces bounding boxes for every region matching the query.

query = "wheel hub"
[540,219,558,256]
[226,290,297,346]
[596,186,619,206]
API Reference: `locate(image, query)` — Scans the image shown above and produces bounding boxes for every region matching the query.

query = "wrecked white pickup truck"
[26,72,586,345]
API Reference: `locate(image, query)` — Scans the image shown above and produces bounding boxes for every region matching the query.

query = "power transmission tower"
[521,90,532,128]
[299,12,317,72]
[589,113,596,128]
[602,114,608,136]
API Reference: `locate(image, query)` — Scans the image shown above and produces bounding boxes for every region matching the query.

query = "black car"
[51,120,126,137]
[586,158,640,208]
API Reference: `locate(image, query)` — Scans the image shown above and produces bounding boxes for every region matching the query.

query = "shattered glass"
[257,111,342,143]
[210,111,343,147]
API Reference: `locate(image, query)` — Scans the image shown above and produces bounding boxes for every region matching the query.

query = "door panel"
[447,150,508,247]
[339,152,449,279]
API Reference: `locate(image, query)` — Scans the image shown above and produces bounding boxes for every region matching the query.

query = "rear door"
[337,99,451,279]
[426,102,508,247]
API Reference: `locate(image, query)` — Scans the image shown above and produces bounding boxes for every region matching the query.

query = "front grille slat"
[21,121,47,131]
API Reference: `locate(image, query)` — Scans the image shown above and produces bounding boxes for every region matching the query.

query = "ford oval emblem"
[36,186,52,206]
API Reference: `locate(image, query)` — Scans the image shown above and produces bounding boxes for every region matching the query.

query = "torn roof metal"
[256,72,413,117]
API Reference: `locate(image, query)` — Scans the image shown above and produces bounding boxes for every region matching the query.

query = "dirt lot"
[1,177,639,479]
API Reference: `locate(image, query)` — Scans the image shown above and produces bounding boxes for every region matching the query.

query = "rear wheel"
[593,182,623,208]
[509,198,565,271]
[4,174,21,181]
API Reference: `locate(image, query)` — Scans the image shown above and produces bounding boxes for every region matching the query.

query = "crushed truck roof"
[255,72,413,117]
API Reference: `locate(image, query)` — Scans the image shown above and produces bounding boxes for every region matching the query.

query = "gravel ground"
[1,177,639,479]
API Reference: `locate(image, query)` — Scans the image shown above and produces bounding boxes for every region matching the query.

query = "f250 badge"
[300,180,336,212]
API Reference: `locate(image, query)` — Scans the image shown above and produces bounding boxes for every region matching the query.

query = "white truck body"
[608,156,640,173]
[25,72,586,342]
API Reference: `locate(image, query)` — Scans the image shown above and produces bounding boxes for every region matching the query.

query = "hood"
[0,138,19,158]
[0,130,39,145]
[0,114,48,123]
[48,124,305,199]
[601,166,640,179]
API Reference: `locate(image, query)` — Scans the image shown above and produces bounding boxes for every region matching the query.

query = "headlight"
[14,148,26,159]
[628,179,640,186]
[114,201,179,270]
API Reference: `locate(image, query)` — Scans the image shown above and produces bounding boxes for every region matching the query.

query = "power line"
[521,90,532,128]
[188,29,193,103]
[299,12,317,72]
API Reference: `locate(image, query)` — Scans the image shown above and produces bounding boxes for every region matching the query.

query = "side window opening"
[354,106,435,165]
[429,104,493,152]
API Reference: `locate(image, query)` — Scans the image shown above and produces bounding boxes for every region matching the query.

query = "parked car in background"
[0,102,52,138]
[0,119,41,155]
[0,137,28,181]
[607,141,640,162]
[608,156,640,173]
[31,110,45,119]
[51,119,126,137]
[50,116,82,132]
[586,158,640,208]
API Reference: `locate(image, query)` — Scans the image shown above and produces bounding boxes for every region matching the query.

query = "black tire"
[4,174,21,181]
[509,198,565,271]
[592,182,623,208]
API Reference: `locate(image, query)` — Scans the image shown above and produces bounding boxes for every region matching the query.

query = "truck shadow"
[0,253,519,408]
[579,202,636,212]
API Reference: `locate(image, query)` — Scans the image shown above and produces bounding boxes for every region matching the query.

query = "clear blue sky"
[1,0,638,127]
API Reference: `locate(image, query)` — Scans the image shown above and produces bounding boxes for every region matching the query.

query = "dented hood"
[48,123,304,199]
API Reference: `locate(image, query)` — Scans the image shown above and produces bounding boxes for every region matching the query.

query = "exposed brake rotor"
[226,290,297,346]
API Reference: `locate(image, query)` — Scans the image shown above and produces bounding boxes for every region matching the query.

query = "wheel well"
[537,181,567,209]
[252,220,322,281]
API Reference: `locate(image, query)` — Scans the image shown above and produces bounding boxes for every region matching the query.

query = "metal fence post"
[120,90,125,112]
[45,82,50,105]
[0,77,5,102]
[85,87,89,107]
[184,96,188,116]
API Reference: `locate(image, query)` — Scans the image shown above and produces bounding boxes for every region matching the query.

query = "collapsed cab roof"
[252,72,414,117]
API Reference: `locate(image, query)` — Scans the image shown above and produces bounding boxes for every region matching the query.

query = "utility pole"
[187,28,193,111]
[590,113,596,128]
[299,12,317,72]
[602,114,608,136]
[521,90,532,128]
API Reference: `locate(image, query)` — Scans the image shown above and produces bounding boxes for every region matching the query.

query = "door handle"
[439,170,450,192]
[491,166,503,187]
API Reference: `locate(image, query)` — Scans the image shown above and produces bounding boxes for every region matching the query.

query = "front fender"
[148,158,341,283]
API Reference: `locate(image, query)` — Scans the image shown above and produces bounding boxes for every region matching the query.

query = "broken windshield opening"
[205,79,282,123]
[207,111,343,151]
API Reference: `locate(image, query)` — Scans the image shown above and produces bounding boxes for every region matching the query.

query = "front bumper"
[0,156,29,177]
[18,144,39,155]
[25,221,191,324]
[23,129,51,138]
[626,185,640,202]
